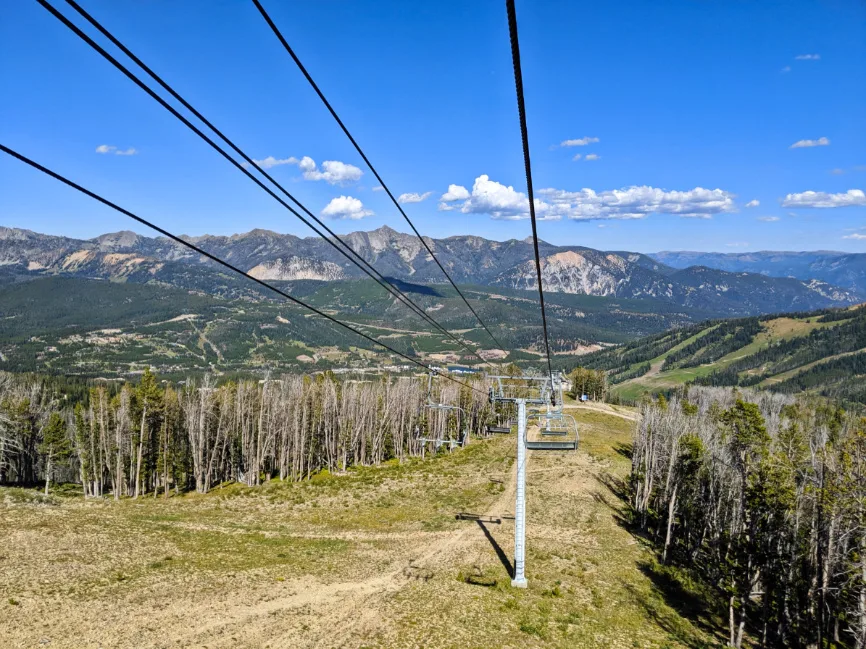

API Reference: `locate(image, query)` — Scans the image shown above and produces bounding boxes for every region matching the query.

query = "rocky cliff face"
[247,257,345,281]
[0,225,859,314]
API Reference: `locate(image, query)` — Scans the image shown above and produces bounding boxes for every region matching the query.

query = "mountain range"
[0,225,861,317]
[650,250,866,296]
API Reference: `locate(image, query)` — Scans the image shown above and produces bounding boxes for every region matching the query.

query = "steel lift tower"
[488,375,578,588]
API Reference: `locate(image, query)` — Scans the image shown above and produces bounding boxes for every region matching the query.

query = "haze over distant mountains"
[1,225,862,317]
[650,250,866,297]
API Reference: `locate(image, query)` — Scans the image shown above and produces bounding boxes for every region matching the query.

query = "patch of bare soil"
[1,411,714,649]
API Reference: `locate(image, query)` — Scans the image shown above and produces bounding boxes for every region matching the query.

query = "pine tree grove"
[632,386,866,648]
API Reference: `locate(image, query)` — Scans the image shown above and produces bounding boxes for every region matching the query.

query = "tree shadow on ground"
[596,465,727,647]
[597,471,630,503]
[613,442,633,460]
[593,472,639,534]
[622,560,727,649]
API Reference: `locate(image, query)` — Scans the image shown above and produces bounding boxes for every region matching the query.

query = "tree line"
[579,322,708,373]
[0,369,493,497]
[631,385,866,648]
[567,367,607,400]
[692,307,866,406]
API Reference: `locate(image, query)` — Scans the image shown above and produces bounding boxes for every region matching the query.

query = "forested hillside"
[0,275,706,378]
[632,387,866,648]
[579,303,866,405]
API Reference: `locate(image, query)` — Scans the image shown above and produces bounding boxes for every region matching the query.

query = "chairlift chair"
[525,412,579,452]
[487,397,514,435]
[419,370,469,449]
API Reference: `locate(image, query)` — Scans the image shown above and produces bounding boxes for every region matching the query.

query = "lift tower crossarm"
[488,373,577,587]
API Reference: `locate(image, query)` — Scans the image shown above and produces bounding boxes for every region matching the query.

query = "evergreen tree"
[39,412,71,495]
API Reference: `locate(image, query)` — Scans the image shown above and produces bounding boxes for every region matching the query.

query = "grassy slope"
[613,313,850,401]
[0,409,722,649]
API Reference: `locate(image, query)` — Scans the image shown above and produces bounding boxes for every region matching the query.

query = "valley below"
[2,223,864,380]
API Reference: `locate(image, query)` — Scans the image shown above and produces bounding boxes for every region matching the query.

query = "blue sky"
[1,0,864,253]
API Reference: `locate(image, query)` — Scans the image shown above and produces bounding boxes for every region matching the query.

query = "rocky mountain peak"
[0,223,861,314]
[233,228,282,240]
[0,226,34,241]
[94,230,140,250]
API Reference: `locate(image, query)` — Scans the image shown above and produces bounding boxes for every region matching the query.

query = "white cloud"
[584,153,600,161]
[252,155,298,169]
[539,185,736,220]
[572,154,582,161]
[830,168,846,175]
[455,175,552,221]
[398,191,433,204]
[757,216,780,222]
[726,242,749,248]
[439,175,737,221]
[321,195,372,220]
[843,233,866,240]
[560,137,599,147]
[372,185,385,192]
[781,66,791,73]
[745,199,760,208]
[790,137,830,149]
[782,189,866,208]
[299,157,363,185]
[96,144,137,156]
[795,54,820,60]
[440,184,470,202]
[298,156,316,173]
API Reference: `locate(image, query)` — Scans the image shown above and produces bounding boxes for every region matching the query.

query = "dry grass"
[0,408,723,648]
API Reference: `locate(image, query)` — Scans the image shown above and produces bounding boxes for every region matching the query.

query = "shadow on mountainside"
[383,277,443,297]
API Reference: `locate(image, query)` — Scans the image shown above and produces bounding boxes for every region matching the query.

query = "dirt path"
[642,358,665,378]
[1,410,714,649]
[613,358,665,391]
[563,402,639,422]
[157,448,523,649]
[191,319,225,362]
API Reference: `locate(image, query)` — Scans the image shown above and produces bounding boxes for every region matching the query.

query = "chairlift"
[418,370,469,449]
[525,411,579,452]
[487,401,515,435]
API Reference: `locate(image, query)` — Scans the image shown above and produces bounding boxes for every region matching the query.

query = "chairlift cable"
[505,0,555,388]
[44,0,487,367]
[0,144,488,397]
[251,0,509,355]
